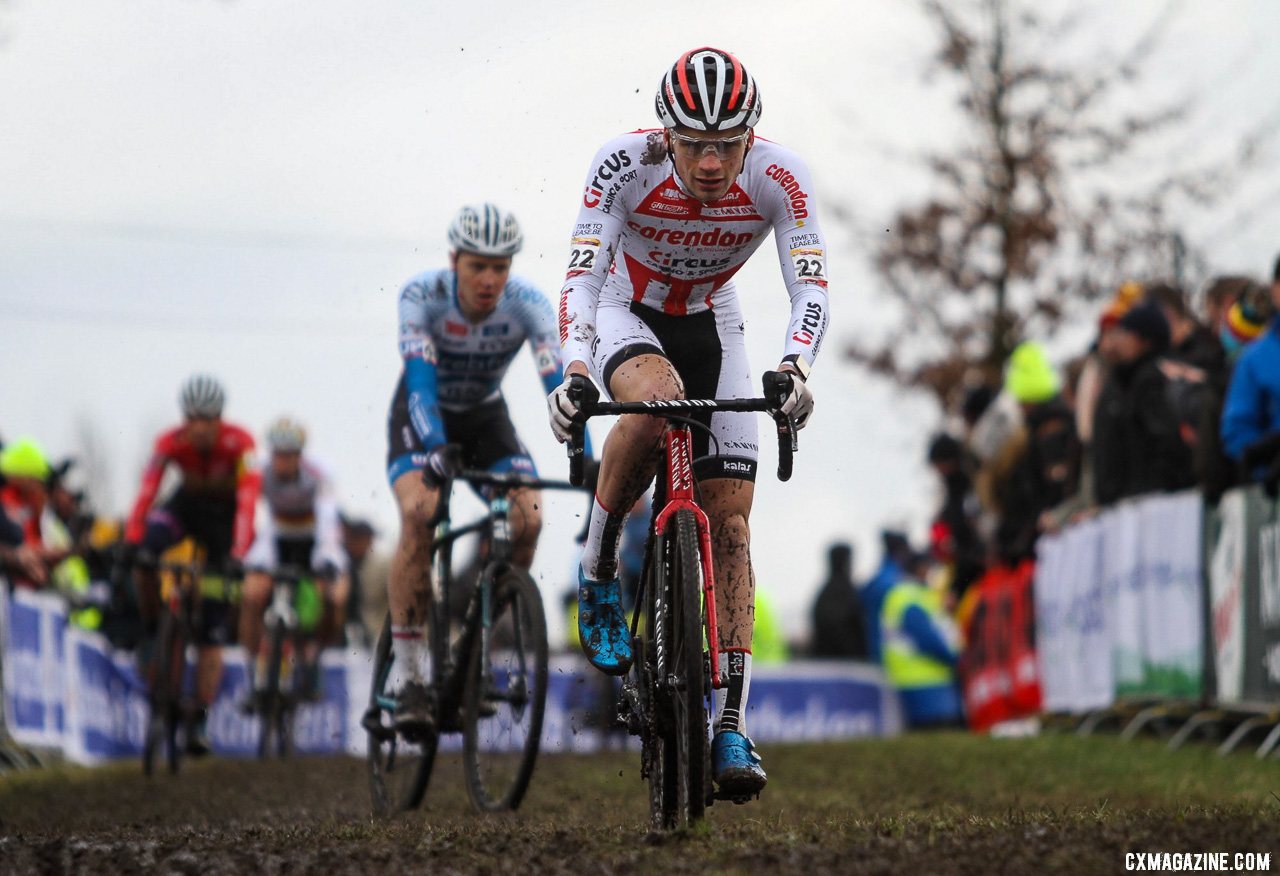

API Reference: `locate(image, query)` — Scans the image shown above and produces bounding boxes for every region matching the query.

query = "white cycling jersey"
[245,458,346,573]
[558,129,830,381]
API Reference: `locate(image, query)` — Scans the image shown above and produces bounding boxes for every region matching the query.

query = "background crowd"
[805,256,1280,730]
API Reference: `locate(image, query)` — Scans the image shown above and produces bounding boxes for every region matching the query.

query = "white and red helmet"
[655,47,762,132]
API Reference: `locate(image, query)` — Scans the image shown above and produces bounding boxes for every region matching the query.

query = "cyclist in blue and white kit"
[385,203,589,732]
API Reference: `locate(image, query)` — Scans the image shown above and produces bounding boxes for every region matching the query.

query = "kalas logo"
[765,164,810,220]
[791,301,824,346]
[627,221,753,248]
[583,149,632,208]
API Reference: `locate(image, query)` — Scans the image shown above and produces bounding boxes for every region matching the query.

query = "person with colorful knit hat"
[1221,255,1280,484]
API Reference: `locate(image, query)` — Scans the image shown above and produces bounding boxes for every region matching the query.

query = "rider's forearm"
[404,356,446,450]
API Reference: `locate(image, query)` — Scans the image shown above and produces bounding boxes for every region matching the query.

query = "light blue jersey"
[397,269,565,450]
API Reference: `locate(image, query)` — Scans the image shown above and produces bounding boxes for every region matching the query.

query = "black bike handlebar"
[566,370,798,486]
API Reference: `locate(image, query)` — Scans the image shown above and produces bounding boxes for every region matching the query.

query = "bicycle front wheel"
[366,616,437,815]
[462,566,549,812]
[144,610,187,777]
[662,509,709,828]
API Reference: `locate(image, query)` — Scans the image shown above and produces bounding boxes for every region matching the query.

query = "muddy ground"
[2,735,1278,875]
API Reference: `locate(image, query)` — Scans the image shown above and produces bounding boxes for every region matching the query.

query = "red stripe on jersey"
[664,279,696,316]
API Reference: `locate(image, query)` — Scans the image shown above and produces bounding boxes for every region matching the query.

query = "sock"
[390,626,425,686]
[580,495,626,582]
[713,649,752,734]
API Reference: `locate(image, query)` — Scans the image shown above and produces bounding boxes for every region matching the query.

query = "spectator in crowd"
[1075,282,1143,507]
[810,542,868,659]
[1145,282,1227,471]
[1093,300,1193,505]
[0,437,69,588]
[1197,276,1270,501]
[996,342,1080,561]
[752,587,790,664]
[859,530,912,665]
[926,433,984,602]
[879,551,963,729]
[1149,281,1226,376]
[1221,255,1280,486]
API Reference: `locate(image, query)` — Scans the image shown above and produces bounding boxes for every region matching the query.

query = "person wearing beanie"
[1116,300,1172,354]
[995,343,1080,563]
[1221,256,1280,478]
[1093,300,1193,505]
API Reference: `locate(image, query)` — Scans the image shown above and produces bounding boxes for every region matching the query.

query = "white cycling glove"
[547,376,581,443]
[780,372,815,430]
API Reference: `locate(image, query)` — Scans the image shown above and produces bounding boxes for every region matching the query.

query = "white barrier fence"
[1033,490,1204,714]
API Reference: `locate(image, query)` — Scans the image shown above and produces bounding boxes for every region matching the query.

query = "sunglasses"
[669,131,750,159]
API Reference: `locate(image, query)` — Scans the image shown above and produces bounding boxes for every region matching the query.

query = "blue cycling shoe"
[577,569,633,676]
[713,730,767,800]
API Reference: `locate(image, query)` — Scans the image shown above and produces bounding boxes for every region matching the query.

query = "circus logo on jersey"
[647,251,733,271]
[791,301,825,347]
[444,320,468,336]
[584,149,632,208]
[765,164,810,220]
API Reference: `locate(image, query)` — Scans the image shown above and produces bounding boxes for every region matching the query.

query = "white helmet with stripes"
[655,47,763,132]
[179,374,225,418]
[447,203,523,257]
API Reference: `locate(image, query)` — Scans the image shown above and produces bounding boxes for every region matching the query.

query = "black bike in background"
[252,564,326,759]
[140,540,237,777]
[364,464,587,814]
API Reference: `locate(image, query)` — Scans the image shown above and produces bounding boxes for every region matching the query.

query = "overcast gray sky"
[3,0,1278,642]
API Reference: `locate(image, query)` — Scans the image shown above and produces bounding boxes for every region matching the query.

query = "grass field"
[2,732,1278,874]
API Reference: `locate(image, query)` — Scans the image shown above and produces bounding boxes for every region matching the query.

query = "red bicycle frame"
[651,425,725,689]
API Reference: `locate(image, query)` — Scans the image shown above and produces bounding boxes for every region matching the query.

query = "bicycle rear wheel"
[366,616,437,815]
[648,508,708,829]
[462,566,549,812]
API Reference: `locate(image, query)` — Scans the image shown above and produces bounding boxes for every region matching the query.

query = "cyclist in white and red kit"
[547,47,829,800]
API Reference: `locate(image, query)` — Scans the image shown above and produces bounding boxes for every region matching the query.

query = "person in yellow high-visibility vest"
[880,555,963,728]
[751,588,789,664]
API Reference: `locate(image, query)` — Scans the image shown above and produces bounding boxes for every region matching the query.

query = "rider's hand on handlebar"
[548,371,592,443]
[421,444,461,488]
[777,366,814,429]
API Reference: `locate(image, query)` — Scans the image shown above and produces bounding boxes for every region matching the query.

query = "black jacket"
[1093,353,1193,506]
[811,545,868,659]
